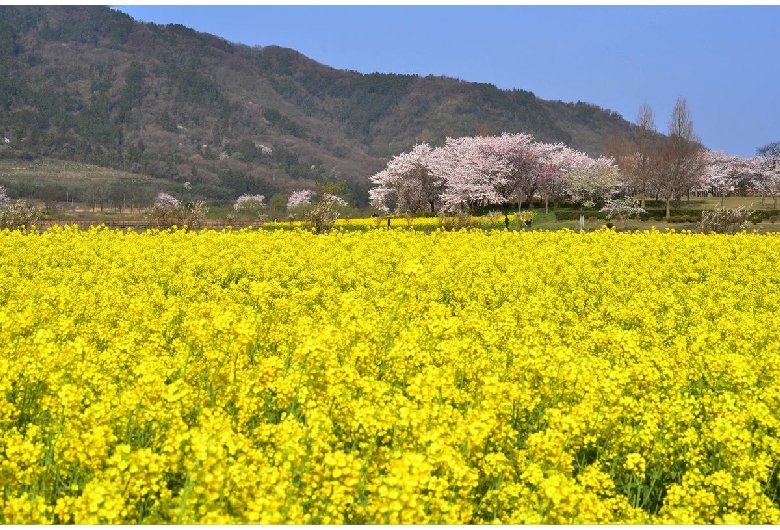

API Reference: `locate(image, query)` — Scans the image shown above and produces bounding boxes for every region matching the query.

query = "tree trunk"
[545,197,549,214]
[665,197,671,218]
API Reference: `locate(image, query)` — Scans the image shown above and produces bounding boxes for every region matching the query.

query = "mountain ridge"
[0,5,644,207]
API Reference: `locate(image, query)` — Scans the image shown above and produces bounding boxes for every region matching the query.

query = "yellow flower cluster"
[1,225,780,523]
[265,213,517,230]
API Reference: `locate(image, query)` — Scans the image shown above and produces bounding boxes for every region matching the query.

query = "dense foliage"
[2,226,780,523]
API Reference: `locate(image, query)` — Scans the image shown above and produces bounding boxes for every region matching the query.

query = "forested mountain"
[0,5,644,207]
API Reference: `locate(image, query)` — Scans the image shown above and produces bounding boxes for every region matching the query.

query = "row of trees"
[230,188,349,214]
[701,149,780,208]
[229,185,351,233]
[370,97,780,218]
[369,132,621,215]
[606,99,780,215]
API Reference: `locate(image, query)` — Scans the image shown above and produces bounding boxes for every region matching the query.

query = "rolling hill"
[0,5,644,208]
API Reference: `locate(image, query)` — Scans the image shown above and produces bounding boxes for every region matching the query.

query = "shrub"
[600,198,646,228]
[147,192,208,229]
[0,199,42,231]
[485,210,502,228]
[233,194,266,216]
[517,210,537,224]
[438,208,473,231]
[304,199,340,234]
[302,182,348,234]
[0,185,9,209]
[700,205,756,234]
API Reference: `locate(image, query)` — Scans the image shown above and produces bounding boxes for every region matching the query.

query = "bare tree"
[85,181,110,213]
[656,97,705,218]
[604,131,637,197]
[757,141,780,161]
[756,142,780,208]
[633,103,657,208]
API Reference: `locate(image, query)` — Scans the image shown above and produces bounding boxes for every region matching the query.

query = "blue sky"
[113,5,779,158]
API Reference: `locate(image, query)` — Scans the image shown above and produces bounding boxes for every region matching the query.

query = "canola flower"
[265,213,518,230]
[1,225,780,523]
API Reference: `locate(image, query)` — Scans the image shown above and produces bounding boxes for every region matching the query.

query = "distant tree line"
[372,98,780,219]
[605,99,780,215]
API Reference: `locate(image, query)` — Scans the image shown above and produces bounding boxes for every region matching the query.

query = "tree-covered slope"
[0,6,642,206]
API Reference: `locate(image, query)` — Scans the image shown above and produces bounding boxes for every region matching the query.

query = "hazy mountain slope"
[0,6,642,207]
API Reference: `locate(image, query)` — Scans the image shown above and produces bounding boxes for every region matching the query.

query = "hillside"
[0,6,644,207]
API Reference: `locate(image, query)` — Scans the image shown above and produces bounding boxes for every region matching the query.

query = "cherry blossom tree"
[485,132,543,210]
[702,151,766,206]
[369,133,622,215]
[755,162,780,209]
[286,189,316,210]
[435,135,508,211]
[0,199,41,231]
[155,192,180,207]
[440,133,580,212]
[284,184,349,231]
[367,169,394,214]
[536,144,593,213]
[742,156,771,206]
[324,194,348,207]
[234,194,266,212]
[703,150,741,206]
[369,143,444,214]
[730,156,762,194]
[561,156,622,208]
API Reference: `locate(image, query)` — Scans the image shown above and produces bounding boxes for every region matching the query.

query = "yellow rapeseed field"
[264,212,517,230]
[1,225,780,523]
